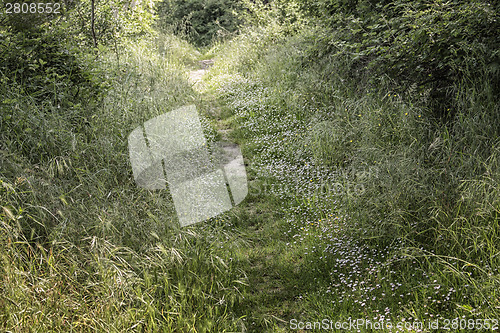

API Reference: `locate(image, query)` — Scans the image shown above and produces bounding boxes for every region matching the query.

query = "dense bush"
[156,0,243,46]
[207,0,499,318]
[1,29,100,104]
[280,0,500,116]
[0,0,162,163]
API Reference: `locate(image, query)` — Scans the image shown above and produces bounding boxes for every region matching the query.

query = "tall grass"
[1,8,498,331]
[0,33,248,332]
[206,16,500,325]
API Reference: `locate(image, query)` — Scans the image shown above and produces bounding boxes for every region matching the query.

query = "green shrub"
[156,0,243,46]
[300,0,500,116]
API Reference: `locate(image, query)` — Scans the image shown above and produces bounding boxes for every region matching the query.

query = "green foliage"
[367,1,499,113]
[0,34,249,331]
[1,0,499,329]
[1,31,100,104]
[0,44,101,167]
[64,0,160,47]
[299,0,500,115]
[0,0,162,164]
[156,0,242,46]
[207,3,500,319]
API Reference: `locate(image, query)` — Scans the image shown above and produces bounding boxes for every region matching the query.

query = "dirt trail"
[188,59,214,88]
[186,57,301,330]
[187,59,233,141]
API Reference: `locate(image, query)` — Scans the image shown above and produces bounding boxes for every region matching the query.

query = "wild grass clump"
[207,7,500,322]
[1,32,249,331]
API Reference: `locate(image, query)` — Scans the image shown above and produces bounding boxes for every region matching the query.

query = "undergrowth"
[205,12,500,330]
[0,34,248,332]
[1,1,498,331]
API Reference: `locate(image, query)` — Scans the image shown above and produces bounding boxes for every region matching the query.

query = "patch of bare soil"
[188,59,215,88]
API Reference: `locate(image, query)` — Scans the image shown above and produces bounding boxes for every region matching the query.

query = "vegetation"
[156,0,242,47]
[1,0,499,331]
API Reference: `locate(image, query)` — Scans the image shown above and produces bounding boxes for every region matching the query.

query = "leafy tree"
[156,0,243,46]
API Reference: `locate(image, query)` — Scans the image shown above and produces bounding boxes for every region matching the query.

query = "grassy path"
[187,59,299,331]
[2,31,497,332]
[183,45,498,331]
[186,59,337,332]
[183,54,444,333]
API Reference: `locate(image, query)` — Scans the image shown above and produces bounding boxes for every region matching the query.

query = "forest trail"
[188,59,215,89]
[185,56,306,332]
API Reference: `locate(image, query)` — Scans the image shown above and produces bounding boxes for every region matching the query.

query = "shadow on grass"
[228,199,336,332]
